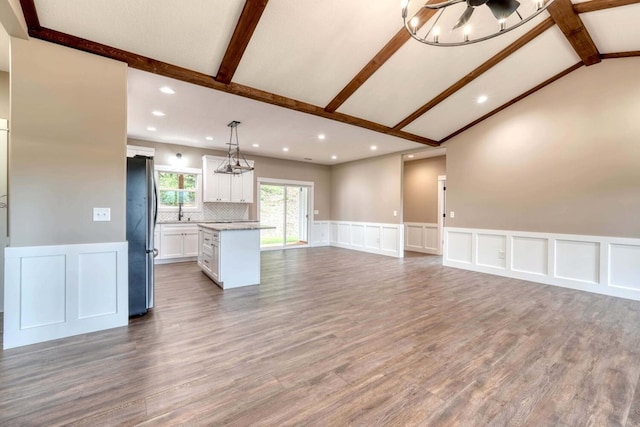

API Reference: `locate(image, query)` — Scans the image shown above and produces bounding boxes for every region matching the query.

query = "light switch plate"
[314,210,319,215]
[93,207,111,222]
[450,211,455,218]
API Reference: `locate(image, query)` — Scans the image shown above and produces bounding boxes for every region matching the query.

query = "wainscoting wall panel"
[609,244,640,291]
[4,242,128,349]
[444,227,640,301]
[404,222,440,255]
[330,221,404,258]
[477,234,507,270]
[512,236,548,276]
[310,221,330,247]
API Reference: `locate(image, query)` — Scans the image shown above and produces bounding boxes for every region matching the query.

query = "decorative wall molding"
[404,222,441,255]
[4,242,129,349]
[311,221,330,247]
[443,227,640,301]
[330,221,404,258]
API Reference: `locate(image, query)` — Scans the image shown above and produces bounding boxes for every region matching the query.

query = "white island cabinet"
[198,223,272,289]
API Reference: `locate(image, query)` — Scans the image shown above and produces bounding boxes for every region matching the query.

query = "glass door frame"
[257,177,314,251]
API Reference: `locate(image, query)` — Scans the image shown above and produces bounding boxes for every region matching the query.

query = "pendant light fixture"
[401,0,554,46]
[215,120,255,175]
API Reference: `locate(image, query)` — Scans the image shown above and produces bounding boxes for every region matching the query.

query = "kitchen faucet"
[178,202,184,221]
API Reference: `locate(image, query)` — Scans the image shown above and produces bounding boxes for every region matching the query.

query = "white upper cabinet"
[202,155,254,203]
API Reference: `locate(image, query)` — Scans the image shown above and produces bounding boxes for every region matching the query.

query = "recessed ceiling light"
[147,126,157,132]
[283,147,289,152]
[407,154,414,158]
[370,145,377,151]
[477,95,488,104]
[331,155,337,160]
[252,143,260,148]
[318,134,326,140]
[152,111,165,117]
[205,136,213,141]
[160,86,175,95]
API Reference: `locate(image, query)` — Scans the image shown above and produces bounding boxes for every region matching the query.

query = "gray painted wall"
[444,58,640,238]
[10,38,127,246]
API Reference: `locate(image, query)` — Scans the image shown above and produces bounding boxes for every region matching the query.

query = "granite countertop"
[157,220,258,225]
[198,222,275,231]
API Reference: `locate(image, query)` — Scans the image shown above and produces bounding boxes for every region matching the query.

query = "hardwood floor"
[2,247,640,426]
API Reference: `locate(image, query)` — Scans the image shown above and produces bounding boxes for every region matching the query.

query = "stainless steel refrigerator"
[126,155,157,316]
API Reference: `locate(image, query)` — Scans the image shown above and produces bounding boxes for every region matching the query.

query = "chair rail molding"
[444,227,640,301]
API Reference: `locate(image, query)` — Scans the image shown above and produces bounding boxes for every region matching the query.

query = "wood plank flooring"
[2,247,640,425]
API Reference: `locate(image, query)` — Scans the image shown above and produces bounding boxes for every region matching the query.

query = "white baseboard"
[330,221,404,258]
[4,242,129,349]
[404,222,441,255]
[444,227,640,301]
[155,256,197,265]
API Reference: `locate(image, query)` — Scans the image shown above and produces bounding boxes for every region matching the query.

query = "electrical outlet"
[93,207,111,222]
[393,210,397,217]
[450,211,455,218]
[314,210,319,215]
[498,250,505,260]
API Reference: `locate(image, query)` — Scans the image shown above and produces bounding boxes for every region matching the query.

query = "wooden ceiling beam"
[215,0,269,85]
[18,0,40,29]
[439,62,583,144]
[548,0,601,66]
[324,5,437,113]
[26,26,439,147]
[574,0,640,14]
[392,17,554,131]
[601,51,640,59]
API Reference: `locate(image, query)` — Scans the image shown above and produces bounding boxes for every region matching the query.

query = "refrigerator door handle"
[153,179,158,228]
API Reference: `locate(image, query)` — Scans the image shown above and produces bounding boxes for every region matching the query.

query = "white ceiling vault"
[19,0,640,164]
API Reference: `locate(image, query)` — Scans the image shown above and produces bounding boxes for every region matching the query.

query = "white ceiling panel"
[232,0,403,107]
[580,4,640,54]
[128,69,425,166]
[336,13,549,128]
[402,26,580,140]
[34,0,245,75]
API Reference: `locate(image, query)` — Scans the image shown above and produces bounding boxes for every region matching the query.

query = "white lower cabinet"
[159,224,199,260]
[198,228,219,281]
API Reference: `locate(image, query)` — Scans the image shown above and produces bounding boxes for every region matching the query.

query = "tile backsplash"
[158,203,250,222]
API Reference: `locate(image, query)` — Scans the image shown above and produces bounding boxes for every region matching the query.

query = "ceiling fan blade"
[423,0,466,10]
[486,0,520,20]
[452,5,474,30]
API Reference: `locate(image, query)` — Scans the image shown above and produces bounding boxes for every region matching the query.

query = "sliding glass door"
[259,182,310,249]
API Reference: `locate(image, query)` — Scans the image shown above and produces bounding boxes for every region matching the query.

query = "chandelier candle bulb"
[464,25,471,42]
[410,16,419,34]
[433,26,440,43]
[499,19,506,31]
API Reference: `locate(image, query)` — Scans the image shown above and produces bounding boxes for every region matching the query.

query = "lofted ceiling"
[13,0,640,164]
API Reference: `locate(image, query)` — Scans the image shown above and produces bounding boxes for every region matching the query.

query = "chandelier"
[401,0,554,46]
[214,120,255,175]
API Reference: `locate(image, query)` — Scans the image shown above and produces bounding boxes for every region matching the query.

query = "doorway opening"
[258,178,313,250]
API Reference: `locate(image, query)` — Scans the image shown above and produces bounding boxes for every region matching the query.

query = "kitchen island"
[197,222,273,289]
